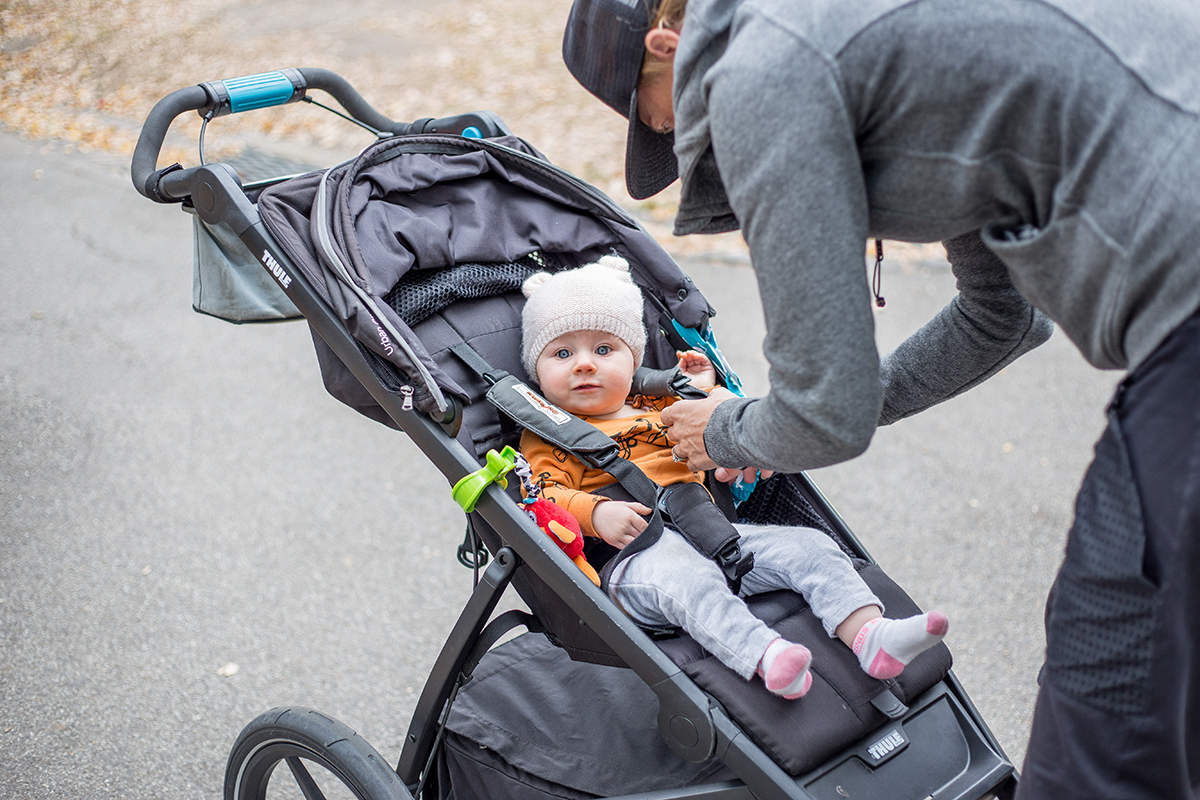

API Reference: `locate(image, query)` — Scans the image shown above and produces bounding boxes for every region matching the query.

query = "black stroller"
[132,68,1018,800]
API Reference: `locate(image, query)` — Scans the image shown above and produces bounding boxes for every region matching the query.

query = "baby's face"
[535,330,636,419]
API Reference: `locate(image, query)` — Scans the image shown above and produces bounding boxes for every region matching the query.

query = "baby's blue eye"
[595,345,611,355]
[555,348,572,359]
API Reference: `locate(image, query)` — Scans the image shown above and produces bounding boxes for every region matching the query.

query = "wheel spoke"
[229,708,408,800]
[286,756,328,800]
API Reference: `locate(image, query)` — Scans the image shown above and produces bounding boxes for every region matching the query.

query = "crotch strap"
[658,482,754,594]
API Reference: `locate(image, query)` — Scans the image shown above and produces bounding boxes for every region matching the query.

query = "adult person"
[561,0,1200,798]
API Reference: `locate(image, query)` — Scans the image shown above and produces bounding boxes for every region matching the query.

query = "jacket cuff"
[702,396,756,467]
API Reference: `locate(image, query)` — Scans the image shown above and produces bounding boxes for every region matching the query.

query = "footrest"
[800,683,1016,800]
[655,562,953,776]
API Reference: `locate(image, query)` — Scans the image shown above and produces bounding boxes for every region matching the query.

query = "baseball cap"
[562,0,679,199]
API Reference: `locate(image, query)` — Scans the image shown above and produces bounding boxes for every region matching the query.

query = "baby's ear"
[522,272,552,298]
[595,254,632,279]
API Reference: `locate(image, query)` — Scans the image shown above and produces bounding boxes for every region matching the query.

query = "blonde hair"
[650,0,687,29]
[640,0,687,79]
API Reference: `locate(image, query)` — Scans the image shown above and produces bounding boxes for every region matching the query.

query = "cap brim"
[625,87,678,200]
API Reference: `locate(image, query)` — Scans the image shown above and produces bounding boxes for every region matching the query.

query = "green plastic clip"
[452,446,518,513]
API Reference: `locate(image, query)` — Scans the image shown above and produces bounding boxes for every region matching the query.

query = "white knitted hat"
[521,254,647,378]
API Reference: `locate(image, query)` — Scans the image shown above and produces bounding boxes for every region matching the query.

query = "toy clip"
[452,446,518,513]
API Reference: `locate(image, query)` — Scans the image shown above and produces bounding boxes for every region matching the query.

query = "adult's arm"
[695,19,883,473]
[878,230,1054,425]
[684,16,1055,472]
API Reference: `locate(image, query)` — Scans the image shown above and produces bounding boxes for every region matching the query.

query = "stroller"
[133,69,1018,800]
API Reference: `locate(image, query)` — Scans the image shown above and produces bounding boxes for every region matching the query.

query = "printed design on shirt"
[534,470,560,495]
[612,416,671,460]
[542,415,671,484]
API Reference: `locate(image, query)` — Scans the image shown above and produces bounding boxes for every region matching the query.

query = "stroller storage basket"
[132,68,1019,800]
[189,210,302,322]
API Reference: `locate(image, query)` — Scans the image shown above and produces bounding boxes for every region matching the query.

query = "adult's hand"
[660,387,739,472]
[714,465,774,485]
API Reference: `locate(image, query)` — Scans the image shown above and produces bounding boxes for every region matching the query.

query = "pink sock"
[852,611,949,680]
[757,639,812,699]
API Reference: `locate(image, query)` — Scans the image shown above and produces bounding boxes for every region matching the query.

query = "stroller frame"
[133,68,1018,800]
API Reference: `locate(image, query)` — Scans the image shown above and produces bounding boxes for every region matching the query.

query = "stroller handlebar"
[131,83,211,202]
[131,68,511,203]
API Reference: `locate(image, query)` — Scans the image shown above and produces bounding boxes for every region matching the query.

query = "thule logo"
[260,250,293,289]
[865,729,907,765]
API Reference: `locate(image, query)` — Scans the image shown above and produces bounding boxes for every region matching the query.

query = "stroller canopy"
[257,134,712,420]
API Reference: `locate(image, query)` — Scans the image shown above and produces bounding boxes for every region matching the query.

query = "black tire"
[224,707,413,800]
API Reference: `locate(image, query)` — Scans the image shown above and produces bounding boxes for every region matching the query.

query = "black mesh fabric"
[1045,409,1157,715]
[382,254,547,326]
[736,474,854,556]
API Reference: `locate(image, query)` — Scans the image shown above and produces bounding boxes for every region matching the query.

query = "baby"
[518,255,948,698]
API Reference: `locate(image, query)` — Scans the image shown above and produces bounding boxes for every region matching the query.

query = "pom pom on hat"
[521,255,647,379]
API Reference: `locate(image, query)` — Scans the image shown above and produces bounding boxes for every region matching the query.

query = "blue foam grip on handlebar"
[225,72,300,113]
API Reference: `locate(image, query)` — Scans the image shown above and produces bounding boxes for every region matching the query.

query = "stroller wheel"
[225,706,412,800]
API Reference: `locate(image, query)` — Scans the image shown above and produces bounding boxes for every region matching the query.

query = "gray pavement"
[0,129,1119,798]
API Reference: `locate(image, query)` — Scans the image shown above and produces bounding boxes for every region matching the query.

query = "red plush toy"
[514,454,601,586]
[524,496,601,586]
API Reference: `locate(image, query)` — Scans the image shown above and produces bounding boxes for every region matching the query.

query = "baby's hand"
[591,500,651,549]
[677,350,716,391]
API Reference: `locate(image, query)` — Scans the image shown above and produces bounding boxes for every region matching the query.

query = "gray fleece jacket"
[672,0,1200,472]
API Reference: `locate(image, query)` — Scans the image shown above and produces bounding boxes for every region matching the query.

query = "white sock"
[852,611,949,680]
[757,638,812,699]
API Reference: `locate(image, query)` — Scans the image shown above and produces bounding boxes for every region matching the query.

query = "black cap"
[563,0,678,199]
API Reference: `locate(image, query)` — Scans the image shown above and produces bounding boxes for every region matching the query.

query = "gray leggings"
[608,524,882,678]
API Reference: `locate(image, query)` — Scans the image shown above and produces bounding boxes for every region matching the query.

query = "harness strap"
[450,341,508,386]
[631,365,708,400]
[659,482,754,593]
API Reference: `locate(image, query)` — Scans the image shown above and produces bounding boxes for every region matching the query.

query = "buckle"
[717,542,754,583]
[581,445,620,470]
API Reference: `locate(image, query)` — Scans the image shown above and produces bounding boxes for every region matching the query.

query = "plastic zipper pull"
[400,385,414,411]
[872,239,886,308]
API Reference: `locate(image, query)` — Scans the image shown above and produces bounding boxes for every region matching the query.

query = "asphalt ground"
[0,129,1119,798]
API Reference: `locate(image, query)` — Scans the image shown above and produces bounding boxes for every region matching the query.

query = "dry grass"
[0,0,746,255]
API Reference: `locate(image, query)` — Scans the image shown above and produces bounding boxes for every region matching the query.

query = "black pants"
[1018,311,1200,799]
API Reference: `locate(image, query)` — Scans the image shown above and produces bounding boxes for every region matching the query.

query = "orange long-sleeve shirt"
[518,396,706,538]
